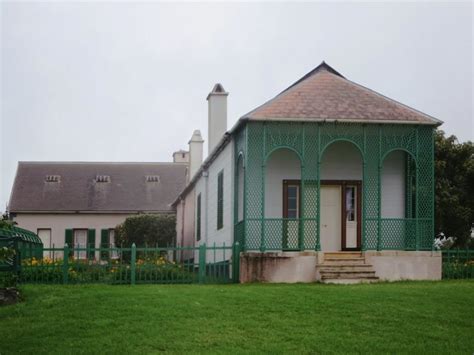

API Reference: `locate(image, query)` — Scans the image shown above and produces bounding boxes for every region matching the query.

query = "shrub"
[115,214,176,247]
[0,247,17,287]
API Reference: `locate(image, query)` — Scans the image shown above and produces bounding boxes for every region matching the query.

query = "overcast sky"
[1,1,473,211]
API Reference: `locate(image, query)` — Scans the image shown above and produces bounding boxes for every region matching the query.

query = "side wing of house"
[191,139,234,261]
[175,135,235,262]
[9,161,188,259]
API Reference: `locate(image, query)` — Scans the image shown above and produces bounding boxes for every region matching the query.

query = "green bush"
[115,214,176,247]
[0,272,18,288]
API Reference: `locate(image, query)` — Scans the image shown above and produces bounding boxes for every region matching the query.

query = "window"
[217,171,224,230]
[73,229,88,259]
[283,181,300,218]
[37,229,51,257]
[45,175,60,182]
[345,186,356,222]
[37,229,51,248]
[69,229,95,260]
[95,175,110,183]
[109,229,118,259]
[146,175,160,182]
[196,193,202,241]
[100,228,118,260]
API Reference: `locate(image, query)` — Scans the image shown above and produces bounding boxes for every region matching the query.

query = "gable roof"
[9,162,188,213]
[243,62,442,125]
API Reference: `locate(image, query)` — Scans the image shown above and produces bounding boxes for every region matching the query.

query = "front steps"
[317,252,379,284]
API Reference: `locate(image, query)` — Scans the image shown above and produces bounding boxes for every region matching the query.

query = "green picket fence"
[11,243,241,285]
[442,249,474,279]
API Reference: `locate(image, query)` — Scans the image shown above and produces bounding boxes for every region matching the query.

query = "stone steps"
[324,252,362,259]
[317,252,379,284]
[324,258,366,265]
[318,264,373,272]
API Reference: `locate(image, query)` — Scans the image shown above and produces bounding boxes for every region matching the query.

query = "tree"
[435,130,474,248]
[115,214,176,247]
[0,212,16,230]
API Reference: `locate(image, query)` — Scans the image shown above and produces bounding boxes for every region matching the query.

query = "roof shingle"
[9,162,187,213]
[243,62,441,125]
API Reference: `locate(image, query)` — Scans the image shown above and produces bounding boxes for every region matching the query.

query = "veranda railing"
[239,217,433,252]
[7,243,241,285]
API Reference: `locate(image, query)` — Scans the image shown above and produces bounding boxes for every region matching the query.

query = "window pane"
[288,186,297,198]
[109,229,115,245]
[37,229,51,248]
[345,186,356,222]
[74,230,87,259]
[286,185,299,218]
[288,197,297,210]
[109,230,118,259]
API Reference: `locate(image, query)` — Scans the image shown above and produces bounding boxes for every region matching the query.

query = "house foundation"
[364,251,442,281]
[239,251,322,283]
[239,251,442,283]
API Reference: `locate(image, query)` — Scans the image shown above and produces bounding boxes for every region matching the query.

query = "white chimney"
[172,150,189,163]
[188,130,204,180]
[207,83,228,154]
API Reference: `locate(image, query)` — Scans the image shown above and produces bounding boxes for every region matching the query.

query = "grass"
[0,281,473,354]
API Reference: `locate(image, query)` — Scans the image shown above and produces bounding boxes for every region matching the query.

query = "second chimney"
[188,130,204,181]
[207,83,228,155]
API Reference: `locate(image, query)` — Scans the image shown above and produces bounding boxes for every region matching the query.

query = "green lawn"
[1,282,473,354]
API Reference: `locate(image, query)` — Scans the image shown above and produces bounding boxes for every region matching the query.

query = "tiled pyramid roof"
[243,62,441,125]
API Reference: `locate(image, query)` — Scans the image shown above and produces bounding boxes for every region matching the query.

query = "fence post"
[232,242,241,283]
[198,243,206,284]
[131,243,136,285]
[63,243,69,284]
[12,238,20,275]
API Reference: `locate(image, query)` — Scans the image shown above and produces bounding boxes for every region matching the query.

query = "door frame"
[283,179,362,251]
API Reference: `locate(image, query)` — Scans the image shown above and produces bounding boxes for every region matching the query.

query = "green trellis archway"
[234,121,435,252]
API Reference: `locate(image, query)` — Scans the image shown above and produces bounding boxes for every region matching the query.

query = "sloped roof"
[9,162,188,213]
[243,62,441,125]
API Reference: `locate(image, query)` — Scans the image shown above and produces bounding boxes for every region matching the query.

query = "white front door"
[320,185,342,251]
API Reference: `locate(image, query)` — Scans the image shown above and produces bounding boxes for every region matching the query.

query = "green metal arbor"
[233,121,434,252]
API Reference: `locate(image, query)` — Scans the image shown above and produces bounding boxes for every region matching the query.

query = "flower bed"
[18,256,197,284]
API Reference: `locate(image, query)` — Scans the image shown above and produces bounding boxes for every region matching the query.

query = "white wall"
[320,141,363,180]
[205,141,234,247]
[176,202,183,245]
[13,213,135,258]
[381,151,405,218]
[264,149,301,218]
[264,142,364,219]
[175,191,196,261]
[194,140,234,261]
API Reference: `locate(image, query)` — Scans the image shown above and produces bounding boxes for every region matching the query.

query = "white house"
[174,62,442,283]
[9,160,188,258]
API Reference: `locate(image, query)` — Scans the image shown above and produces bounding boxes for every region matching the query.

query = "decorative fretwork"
[265,122,304,159]
[234,121,435,252]
[380,125,417,157]
[319,122,365,157]
[363,125,380,250]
